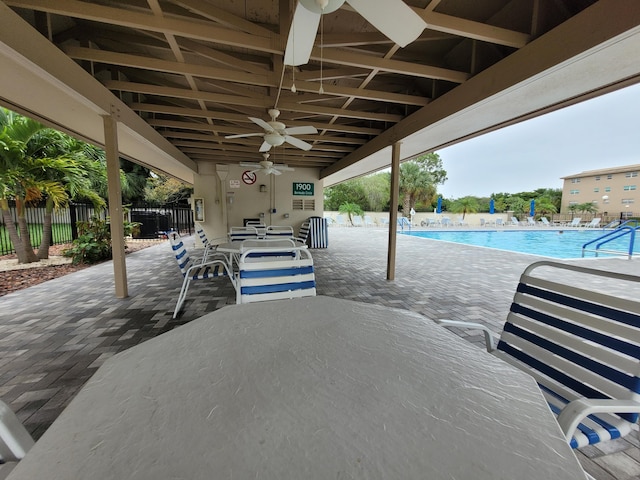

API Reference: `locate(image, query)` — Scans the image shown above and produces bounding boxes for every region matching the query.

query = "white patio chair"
[436,261,640,450]
[363,215,375,227]
[583,218,601,228]
[265,225,294,238]
[236,247,316,304]
[169,232,233,318]
[229,226,260,242]
[0,399,35,466]
[526,217,536,226]
[296,220,310,245]
[352,215,363,227]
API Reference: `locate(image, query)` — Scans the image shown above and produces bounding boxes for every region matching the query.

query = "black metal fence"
[0,201,193,256]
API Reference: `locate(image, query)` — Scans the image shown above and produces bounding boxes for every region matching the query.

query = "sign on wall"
[293,182,314,196]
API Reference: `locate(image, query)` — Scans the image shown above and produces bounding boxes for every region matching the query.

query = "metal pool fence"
[0,201,194,256]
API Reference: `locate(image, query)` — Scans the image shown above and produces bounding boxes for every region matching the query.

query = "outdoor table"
[214,239,306,269]
[7,296,586,480]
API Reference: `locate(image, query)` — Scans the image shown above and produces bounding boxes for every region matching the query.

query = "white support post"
[103,110,128,298]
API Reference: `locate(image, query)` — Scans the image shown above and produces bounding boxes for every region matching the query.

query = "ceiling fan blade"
[284,135,313,151]
[284,2,321,66]
[270,169,282,176]
[259,141,273,152]
[346,0,426,48]
[225,132,264,139]
[273,164,295,171]
[249,117,275,132]
[239,162,262,168]
[250,168,263,175]
[284,125,318,136]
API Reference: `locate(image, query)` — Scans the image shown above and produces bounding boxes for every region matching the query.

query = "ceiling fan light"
[299,0,345,14]
[264,132,285,147]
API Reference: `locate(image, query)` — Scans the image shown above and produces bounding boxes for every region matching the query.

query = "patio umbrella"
[489,198,495,214]
[436,197,442,214]
[529,199,535,217]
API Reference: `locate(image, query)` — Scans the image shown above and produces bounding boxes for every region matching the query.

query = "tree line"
[324,152,564,221]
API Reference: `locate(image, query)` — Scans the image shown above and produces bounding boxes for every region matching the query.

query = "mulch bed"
[0,241,162,297]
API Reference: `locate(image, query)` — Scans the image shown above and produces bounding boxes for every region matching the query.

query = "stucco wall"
[192,163,323,240]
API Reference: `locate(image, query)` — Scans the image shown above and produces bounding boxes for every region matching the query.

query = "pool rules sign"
[293,182,314,196]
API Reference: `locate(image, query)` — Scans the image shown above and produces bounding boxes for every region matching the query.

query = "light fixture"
[263,131,286,147]
[259,184,267,193]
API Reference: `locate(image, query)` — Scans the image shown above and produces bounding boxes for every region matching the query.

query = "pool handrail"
[582,226,637,259]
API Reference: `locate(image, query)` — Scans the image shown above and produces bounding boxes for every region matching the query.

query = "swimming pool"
[401,229,639,259]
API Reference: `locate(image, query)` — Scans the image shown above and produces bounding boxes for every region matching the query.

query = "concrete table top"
[8,296,586,480]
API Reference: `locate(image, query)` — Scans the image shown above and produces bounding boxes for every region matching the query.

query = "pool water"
[402,229,639,259]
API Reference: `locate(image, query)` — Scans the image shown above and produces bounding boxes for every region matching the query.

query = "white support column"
[103,109,128,298]
[387,142,401,281]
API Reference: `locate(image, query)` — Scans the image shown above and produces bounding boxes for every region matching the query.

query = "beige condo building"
[561,164,639,219]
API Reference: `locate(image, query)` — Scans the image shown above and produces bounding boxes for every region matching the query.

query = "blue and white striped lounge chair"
[296,220,310,246]
[236,247,316,304]
[437,261,640,449]
[0,399,34,470]
[169,232,232,318]
[265,225,294,238]
[229,226,260,242]
[194,223,227,264]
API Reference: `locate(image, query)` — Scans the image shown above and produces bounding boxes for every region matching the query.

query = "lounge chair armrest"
[186,259,230,276]
[556,398,640,442]
[435,319,497,352]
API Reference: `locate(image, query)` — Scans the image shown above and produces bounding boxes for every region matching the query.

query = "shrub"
[62,216,140,265]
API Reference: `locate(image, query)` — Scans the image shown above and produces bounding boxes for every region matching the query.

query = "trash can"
[308,216,328,248]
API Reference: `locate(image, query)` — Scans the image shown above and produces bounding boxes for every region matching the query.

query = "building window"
[570,178,580,184]
[621,199,635,204]
[568,201,578,206]
[625,172,638,178]
[593,187,599,193]
[605,187,611,192]
[595,176,601,181]
[570,189,579,195]
[607,174,613,179]
[623,185,637,191]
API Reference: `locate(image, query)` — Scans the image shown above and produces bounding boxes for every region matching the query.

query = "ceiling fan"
[225,108,318,152]
[240,153,295,176]
[284,0,427,66]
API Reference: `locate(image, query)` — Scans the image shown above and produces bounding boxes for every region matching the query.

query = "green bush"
[63,217,112,265]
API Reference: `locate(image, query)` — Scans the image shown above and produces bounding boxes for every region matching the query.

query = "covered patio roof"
[2,0,640,187]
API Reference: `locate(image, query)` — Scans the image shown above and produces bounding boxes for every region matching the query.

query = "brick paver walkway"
[0,226,638,479]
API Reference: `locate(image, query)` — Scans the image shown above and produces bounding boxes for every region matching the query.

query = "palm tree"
[399,162,436,215]
[338,202,364,226]
[450,196,480,219]
[0,110,106,263]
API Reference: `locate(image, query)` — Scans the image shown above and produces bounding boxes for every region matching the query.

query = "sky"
[435,82,640,199]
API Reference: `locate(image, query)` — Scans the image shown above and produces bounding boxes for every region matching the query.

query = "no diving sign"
[242,171,257,185]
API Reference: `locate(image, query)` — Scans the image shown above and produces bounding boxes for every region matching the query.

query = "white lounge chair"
[510,216,521,226]
[436,261,640,450]
[334,215,347,227]
[526,217,536,226]
[363,215,375,227]
[265,225,294,238]
[0,399,34,465]
[169,232,232,318]
[583,218,601,228]
[540,217,551,226]
[229,226,260,242]
[236,247,316,304]
[352,215,363,227]
[564,218,582,227]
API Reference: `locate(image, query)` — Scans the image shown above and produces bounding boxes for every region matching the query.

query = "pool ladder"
[581,220,639,259]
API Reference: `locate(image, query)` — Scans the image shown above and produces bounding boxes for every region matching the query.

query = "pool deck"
[0,226,638,479]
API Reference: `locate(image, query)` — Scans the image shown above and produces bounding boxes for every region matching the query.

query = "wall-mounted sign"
[293,182,314,196]
[229,179,241,189]
[242,171,257,185]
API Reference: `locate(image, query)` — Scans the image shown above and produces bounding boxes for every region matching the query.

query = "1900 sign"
[293,182,314,196]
